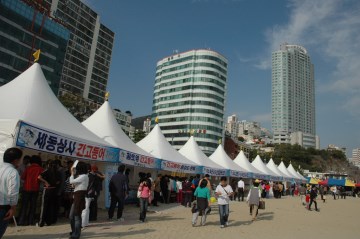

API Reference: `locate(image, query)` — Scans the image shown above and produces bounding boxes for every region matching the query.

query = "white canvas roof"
[287,163,302,180]
[233,151,266,178]
[179,136,225,169]
[82,101,154,157]
[209,145,248,173]
[266,158,287,180]
[251,155,280,179]
[296,171,307,181]
[0,63,107,145]
[137,124,198,166]
[278,161,296,179]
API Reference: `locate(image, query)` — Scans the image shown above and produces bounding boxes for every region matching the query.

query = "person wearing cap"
[246,179,262,221]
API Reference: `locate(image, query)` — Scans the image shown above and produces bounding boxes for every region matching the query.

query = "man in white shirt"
[237,178,245,201]
[0,147,22,238]
[215,177,234,228]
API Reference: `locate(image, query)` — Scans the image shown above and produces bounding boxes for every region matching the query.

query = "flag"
[33,49,41,62]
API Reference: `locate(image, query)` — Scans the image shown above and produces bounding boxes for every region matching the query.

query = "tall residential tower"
[271,43,317,148]
[45,0,114,103]
[152,49,227,155]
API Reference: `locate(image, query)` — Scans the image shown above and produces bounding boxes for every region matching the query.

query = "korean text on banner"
[119,149,160,169]
[16,121,119,162]
[161,160,197,174]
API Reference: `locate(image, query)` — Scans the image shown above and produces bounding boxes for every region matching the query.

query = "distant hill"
[250,144,360,182]
[131,115,151,130]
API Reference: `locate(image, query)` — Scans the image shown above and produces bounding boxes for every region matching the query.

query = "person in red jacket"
[265,183,271,199]
[18,155,44,226]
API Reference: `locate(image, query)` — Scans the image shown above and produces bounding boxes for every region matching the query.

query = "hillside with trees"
[247,144,360,182]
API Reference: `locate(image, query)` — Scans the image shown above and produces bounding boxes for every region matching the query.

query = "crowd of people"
[0,148,106,239]
[1,147,359,238]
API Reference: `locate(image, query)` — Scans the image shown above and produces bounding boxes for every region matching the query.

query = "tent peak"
[105,91,110,101]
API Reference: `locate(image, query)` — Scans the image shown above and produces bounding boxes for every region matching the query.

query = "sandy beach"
[5,196,359,239]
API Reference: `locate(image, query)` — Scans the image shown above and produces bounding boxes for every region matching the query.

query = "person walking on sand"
[298,184,306,205]
[330,186,337,200]
[246,179,261,221]
[138,177,152,222]
[308,185,319,212]
[215,177,234,228]
[192,179,211,227]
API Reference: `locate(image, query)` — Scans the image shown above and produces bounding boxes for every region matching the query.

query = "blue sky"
[83,0,360,157]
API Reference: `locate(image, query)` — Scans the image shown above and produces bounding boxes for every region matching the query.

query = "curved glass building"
[152,49,227,155]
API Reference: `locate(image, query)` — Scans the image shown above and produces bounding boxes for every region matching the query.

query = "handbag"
[258,200,265,210]
[137,190,141,198]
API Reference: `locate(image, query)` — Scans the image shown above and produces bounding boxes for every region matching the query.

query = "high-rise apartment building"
[0,0,69,94]
[152,49,227,155]
[113,109,132,135]
[271,43,316,148]
[0,0,114,104]
[226,114,239,139]
[351,148,360,168]
[143,118,151,135]
[45,0,114,103]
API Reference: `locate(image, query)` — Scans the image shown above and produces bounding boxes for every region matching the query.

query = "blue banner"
[16,121,119,162]
[119,149,161,169]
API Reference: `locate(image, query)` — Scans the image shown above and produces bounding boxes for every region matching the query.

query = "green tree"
[58,93,97,121]
[133,130,146,143]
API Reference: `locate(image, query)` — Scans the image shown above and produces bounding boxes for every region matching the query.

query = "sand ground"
[4,196,360,239]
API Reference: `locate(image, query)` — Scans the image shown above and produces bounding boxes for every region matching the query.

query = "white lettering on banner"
[119,150,160,169]
[230,170,249,178]
[161,160,197,173]
[203,167,227,176]
[16,121,119,162]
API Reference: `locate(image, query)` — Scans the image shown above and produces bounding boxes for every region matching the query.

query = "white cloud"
[262,0,360,116]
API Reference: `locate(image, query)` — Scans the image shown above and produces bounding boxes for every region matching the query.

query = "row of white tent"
[0,63,307,183]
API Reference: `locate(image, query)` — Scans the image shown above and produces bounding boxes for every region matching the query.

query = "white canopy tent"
[287,162,303,182]
[233,151,266,179]
[82,101,159,168]
[266,158,289,181]
[137,124,199,174]
[278,161,296,181]
[179,136,227,176]
[209,145,249,178]
[0,63,114,161]
[296,171,307,181]
[251,155,281,181]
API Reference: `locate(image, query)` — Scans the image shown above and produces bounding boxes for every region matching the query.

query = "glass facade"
[45,0,114,103]
[152,49,227,156]
[0,0,69,94]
